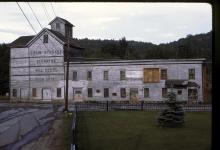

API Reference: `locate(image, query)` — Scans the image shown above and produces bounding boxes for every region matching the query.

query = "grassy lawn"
[77,111,211,150]
[62,113,73,150]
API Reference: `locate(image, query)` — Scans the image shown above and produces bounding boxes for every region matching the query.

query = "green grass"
[63,112,73,150]
[77,111,211,150]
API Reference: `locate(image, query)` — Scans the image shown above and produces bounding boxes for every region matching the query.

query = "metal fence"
[74,101,212,112]
[71,105,78,150]
[70,101,211,150]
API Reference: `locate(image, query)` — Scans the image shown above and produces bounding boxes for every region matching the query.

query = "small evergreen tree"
[157,91,185,127]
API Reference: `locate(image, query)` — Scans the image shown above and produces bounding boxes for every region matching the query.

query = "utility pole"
[64,37,70,112]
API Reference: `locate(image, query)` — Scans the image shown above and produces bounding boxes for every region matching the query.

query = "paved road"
[0,102,73,150]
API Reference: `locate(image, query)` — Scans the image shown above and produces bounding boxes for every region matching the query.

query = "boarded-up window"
[120,70,126,80]
[57,88,61,97]
[120,88,126,98]
[104,71,108,80]
[32,88,37,97]
[161,69,167,80]
[162,88,167,98]
[189,68,195,80]
[104,88,109,98]
[12,89,17,97]
[43,34,48,43]
[73,71,77,81]
[88,88,93,97]
[143,68,160,83]
[87,71,92,81]
[144,88,149,98]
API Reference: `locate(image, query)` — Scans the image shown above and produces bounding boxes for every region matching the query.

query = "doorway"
[42,88,52,101]
[73,88,83,102]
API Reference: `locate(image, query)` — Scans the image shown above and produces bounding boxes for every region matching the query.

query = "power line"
[41,3,50,22]
[50,2,56,17]
[27,2,43,29]
[16,2,37,34]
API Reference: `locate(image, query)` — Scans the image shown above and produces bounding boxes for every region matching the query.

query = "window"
[104,88,109,98]
[143,68,160,83]
[144,88,149,98]
[120,88,126,98]
[43,34,48,43]
[32,88,37,97]
[88,88,93,97]
[73,71,77,81]
[87,71,92,81]
[161,69,167,80]
[188,89,198,100]
[178,90,182,95]
[12,89,17,97]
[162,88,167,98]
[56,23,60,30]
[120,70,126,80]
[96,90,100,93]
[104,71,109,80]
[189,68,195,80]
[57,88,61,97]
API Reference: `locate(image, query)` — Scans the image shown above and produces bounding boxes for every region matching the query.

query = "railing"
[74,101,212,112]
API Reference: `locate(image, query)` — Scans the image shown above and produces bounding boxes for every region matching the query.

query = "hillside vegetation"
[0,31,212,95]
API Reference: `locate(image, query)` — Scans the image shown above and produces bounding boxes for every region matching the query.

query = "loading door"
[130,88,139,102]
[20,88,29,100]
[42,88,52,101]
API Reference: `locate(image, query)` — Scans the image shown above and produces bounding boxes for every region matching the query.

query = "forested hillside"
[75,31,212,60]
[0,31,212,95]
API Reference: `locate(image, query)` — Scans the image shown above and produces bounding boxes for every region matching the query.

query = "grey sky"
[0,2,212,44]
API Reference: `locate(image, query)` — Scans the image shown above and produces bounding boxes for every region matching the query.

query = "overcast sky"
[0,2,212,44]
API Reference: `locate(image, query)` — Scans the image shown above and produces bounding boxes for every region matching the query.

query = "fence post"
[106,100,109,111]
[141,100,144,111]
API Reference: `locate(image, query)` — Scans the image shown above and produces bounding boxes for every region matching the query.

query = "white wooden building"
[9,17,208,103]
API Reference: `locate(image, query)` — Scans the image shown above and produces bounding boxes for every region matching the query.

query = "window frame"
[32,88,37,97]
[73,71,77,81]
[161,69,167,80]
[57,88,62,98]
[87,71,92,81]
[144,88,149,98]
[103,70,109,80]
[56,23,60,30]
[43,34,48,43]
[120,88,126,98]
[12,89,17,97]
[189,68,195,80]
[88,88,93,97]
[104,88,109,98]
[120,70,126,80]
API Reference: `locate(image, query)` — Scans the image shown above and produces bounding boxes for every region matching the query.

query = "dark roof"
[49,17,74,27]
[48,29,83,49]
[10,35,34,48]
[165,80,200,88]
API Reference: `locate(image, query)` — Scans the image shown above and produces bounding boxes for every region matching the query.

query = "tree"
[157,91,185,128]
[119,37,128,59]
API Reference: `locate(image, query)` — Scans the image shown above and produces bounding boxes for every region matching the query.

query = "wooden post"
[64,37,70,112]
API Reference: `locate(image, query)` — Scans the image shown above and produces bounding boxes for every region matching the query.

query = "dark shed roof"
[9,35,34,48]
[48,29,83,49]
[165,80,200,88]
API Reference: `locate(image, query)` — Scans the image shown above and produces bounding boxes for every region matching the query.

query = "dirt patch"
[21,112,70,150]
